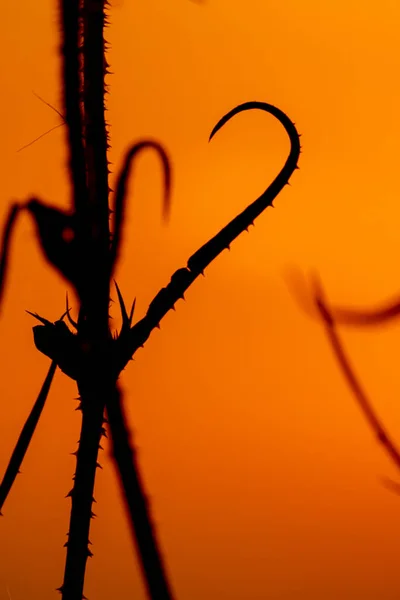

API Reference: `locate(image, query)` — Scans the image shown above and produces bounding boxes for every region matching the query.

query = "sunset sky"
[2,1,400,598]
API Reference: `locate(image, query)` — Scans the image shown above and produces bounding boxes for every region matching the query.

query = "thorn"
[96,462,102,469]
[25,310,52,326]
[129,298,136,325]
[65,489,74,498]
[114,280,129,325]
[65,292,78,328]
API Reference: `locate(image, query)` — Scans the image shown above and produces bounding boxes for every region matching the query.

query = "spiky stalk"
[59,1,113,598]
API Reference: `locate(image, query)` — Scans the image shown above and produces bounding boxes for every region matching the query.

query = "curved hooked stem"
[0,198,83,315]
[287,267,400,328]
[0,360,57,515]
[116,101,301,367]
[312,274,400,473]
[109,140,172,273]
[323,296,400,328]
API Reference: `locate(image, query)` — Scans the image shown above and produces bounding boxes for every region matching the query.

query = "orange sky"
[1,1,400,598]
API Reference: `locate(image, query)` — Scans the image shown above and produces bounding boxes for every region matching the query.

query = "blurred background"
[1,1,400,598]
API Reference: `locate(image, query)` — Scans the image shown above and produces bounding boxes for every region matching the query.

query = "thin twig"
[313,276,400,471]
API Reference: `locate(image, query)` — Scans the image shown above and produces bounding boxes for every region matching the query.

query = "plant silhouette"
[294,273,400,492]
[0,2,301,599]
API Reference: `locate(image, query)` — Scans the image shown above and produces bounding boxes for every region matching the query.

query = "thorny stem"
[60,387,107,600]
[82,0,110,269]
[1,4,301,599]
[60,1,112,598]
[60,0,88,217]
[118,102,301,368]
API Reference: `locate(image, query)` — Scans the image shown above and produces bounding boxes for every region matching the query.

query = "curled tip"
[208,101,299,147]
[111,139,173,270]
[209,101,265,141]
[156,146,172,224]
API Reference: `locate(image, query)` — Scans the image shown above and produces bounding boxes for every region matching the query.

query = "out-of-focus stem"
[106,385,176,600]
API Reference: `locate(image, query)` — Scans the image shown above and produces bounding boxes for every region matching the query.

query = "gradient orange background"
[1,1,400,598]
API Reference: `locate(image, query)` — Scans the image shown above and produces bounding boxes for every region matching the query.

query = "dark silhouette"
[292,273,400,491]
[0,359,57,514]
[312,276,400,468]
[0,1,301,599]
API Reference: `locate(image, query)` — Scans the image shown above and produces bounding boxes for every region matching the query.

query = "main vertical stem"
[60,397,105,600]
[61,1,111,598]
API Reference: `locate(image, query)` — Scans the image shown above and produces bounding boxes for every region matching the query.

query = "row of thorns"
[1,1,400,599]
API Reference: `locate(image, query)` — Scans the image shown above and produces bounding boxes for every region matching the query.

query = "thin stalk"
[59,0,88,216]
[61,2,115,598]
[0,361,57,514]
[60,389,106,600]
[120,102,301,366]
[82,0,109,266]
[315,282,400,470]
[106,386,175,600]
